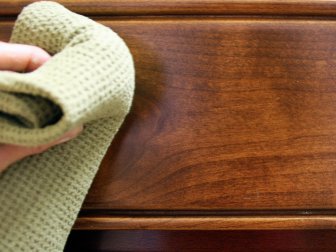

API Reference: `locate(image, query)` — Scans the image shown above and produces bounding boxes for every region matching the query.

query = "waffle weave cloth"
[0,1,135,251]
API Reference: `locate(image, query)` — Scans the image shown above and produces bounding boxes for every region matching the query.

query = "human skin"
[0,42,83,172]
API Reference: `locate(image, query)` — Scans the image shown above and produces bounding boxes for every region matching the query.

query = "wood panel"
[2,18,336,211]
[2,0,336,16]
[64,230,336,252]
[89,18,336,210]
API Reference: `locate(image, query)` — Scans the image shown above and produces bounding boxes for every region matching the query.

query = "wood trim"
[74,215,336,230]
[2,0,336,17]
[65,229,336,251]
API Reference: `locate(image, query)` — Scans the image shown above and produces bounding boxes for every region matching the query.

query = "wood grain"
[0,18,336,210]
[73,216,336,230]
[2,0,336,16]
[2,18,336,211]
[89,18,336,210]
[64,230,336,252]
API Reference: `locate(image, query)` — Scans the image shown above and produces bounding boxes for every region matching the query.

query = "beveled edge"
[74,215,336,230]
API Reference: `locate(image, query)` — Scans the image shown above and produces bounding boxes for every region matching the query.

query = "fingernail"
[31,57,44,68]
[56,136,72,144]
[56,126,83,144]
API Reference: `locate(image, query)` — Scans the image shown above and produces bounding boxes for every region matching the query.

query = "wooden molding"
[2,0,336,16]
[65,229,336,251]
[74,215,336,230]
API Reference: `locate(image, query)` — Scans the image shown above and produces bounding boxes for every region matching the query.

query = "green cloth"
[0,1,134,251]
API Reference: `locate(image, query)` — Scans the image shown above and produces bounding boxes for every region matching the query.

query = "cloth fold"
[0,1,135,251]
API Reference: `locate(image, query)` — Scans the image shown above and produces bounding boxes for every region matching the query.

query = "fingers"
[0,126,83,173]
[0,41,51,72]
[0,41,65,173]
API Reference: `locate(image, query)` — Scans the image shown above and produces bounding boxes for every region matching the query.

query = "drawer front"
[2,18,336,211]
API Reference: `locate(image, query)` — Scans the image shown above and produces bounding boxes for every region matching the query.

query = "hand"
[0,42,83,172]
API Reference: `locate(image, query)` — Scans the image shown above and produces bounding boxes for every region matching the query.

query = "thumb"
[0,126,83,173]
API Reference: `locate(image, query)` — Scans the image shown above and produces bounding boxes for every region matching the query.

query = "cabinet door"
[87,19,336,211]
[2,18,336,212]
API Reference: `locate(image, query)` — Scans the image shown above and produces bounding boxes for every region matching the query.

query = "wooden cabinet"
[1,0,336,250]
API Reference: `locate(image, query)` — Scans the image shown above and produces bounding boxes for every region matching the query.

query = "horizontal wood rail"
[74,215,336,230]
[2,0,336,17]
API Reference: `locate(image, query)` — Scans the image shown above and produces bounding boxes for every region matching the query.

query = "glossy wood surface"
[74,215,336,230]
[3,3,336,252]
[2,18,336,211]
[3,0,336,16]
[91,18,336,210]
[64,230,336,252]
